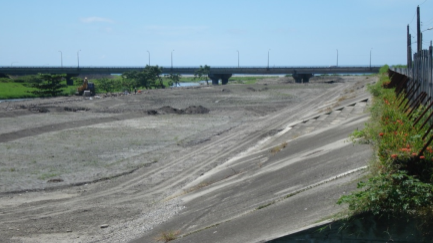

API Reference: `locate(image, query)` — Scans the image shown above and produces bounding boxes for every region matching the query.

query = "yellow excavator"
[76,77,95,96]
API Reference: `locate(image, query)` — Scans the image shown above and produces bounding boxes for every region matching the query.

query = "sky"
[1,0,432,67]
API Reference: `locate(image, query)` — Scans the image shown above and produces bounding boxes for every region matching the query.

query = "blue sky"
[1,0,432,67]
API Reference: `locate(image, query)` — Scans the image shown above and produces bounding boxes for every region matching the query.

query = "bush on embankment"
[338,65,433,221]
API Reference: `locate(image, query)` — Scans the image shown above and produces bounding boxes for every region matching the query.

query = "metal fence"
[391,45,433,104]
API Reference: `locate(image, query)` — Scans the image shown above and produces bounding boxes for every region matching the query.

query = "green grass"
[0,80,78,99]
[257,202,274,210]
[38,172,60,180]
[0,81,37,99]
[231,76,277,84]
[154,230,181,242]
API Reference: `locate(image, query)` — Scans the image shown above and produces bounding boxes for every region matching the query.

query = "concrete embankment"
[131,77,375,242]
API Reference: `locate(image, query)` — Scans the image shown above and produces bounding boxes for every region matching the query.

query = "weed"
[184,182,210,193]
[257,202,274,210]
[350,128,369,144]
[154,230,180,242]
[270,142,288,154]
[38,172,59,180]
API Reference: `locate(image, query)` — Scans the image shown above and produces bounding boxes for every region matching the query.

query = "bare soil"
[0,76,374,242]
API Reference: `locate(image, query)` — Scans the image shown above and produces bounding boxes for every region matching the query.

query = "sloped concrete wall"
[269,212,432,242]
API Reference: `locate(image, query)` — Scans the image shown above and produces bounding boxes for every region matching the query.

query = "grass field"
[0,81,37,99]
[0,79,77,100]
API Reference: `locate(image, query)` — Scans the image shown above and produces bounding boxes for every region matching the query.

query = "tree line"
[18,65,213,97]
[97,65,212,93]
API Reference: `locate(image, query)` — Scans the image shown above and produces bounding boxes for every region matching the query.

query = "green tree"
[72,76,83,86]
[15,74,43,84]
[119,65,165,91]
[194,65,210,85]
[29,73,67,97]
[96,77,117,93]
[165,73,182,87]
[121,71,139,92]
[145,65,164,88]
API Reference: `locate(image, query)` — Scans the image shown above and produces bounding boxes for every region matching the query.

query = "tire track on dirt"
[0,112,147,143]
[1,83,351,220]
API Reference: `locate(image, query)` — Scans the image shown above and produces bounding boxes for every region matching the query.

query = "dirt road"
[0,76,374,242]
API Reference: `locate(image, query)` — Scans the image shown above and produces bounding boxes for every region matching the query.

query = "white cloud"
[80,17,114,23]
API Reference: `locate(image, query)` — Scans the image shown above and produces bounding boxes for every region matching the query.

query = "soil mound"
[147,110,158,115]
[155,105,210,115]
[159,106,183,114]
[247,87,268,92]
[184,105,209,114]
[64,107,89,112]
[29,107,49,113]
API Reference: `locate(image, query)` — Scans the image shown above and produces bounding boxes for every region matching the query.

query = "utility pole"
[407,25,412,68]
[417,5,421,53]
[336,49,338,66]
[237,50,239,68]
[267,49,270,69]
[428,41,433,70]
[77,50,81,68]
[171,50,174,69]
[370,48,372,69]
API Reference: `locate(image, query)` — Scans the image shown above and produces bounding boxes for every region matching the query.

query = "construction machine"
[76,77,95,96]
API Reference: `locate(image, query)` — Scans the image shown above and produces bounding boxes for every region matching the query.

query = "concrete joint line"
[256,166,368,210]
[181,166,367,239]
[286,166,368,198]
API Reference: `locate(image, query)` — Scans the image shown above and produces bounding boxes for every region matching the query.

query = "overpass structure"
[0,66,380,85]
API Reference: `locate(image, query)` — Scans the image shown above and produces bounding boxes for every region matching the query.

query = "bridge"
[0,66,380,85]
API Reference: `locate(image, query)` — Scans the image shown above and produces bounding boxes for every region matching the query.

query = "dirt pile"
[147,105,210,115]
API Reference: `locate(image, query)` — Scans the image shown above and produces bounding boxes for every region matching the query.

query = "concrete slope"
[131,82,373,242]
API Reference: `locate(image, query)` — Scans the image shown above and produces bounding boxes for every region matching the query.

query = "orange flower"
[391,154,398,159]
[420,156,425,159]
[412,152,417,156]
[379,132,384,137]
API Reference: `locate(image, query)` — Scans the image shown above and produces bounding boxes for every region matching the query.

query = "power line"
[409,11,417,24]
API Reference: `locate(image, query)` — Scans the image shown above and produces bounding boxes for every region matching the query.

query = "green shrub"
[340,65,433,219]
[379,64,389,75]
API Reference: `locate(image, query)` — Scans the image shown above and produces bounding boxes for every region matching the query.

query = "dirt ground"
[0,76,374,242]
